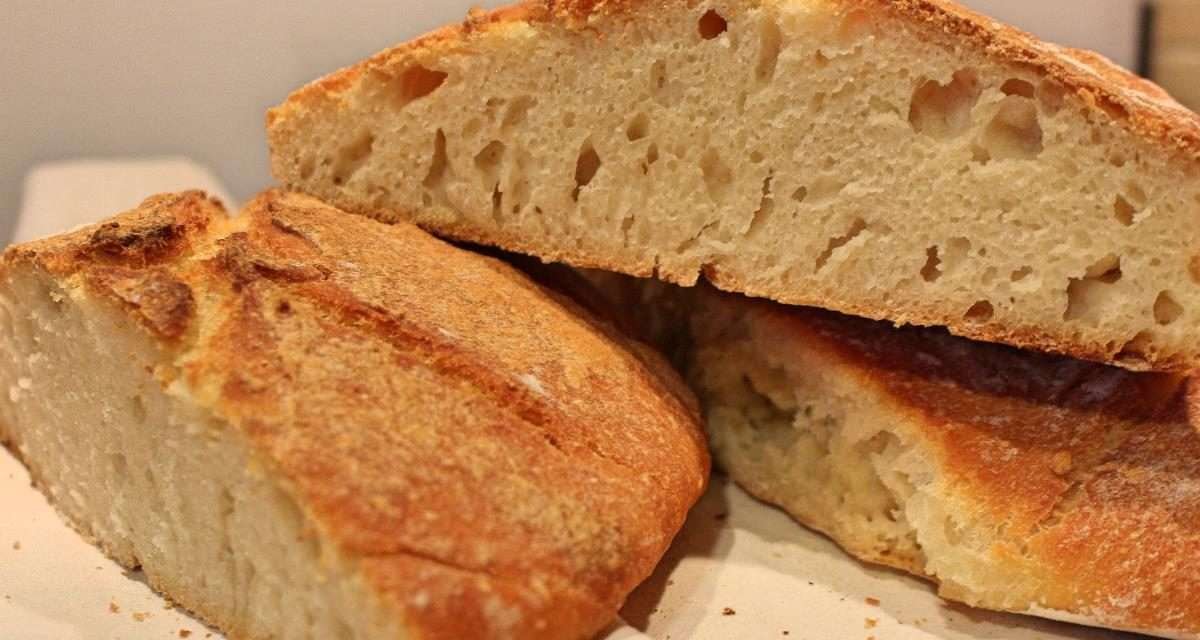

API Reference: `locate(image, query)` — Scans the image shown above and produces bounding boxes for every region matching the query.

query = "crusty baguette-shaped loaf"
[686,286,1197,638]
[0,190,709,640]
[268,0,1200,373]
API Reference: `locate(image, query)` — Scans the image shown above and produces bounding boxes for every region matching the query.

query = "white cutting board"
[0,160,1140,640]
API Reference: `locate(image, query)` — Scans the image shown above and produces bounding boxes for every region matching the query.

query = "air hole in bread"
[423,129,449,189]
[330,132,375,186]
[1113,195,1137,226]
[1064,255,1122,321]
[1036,78,1066,114]
[474,141,506,193]
[491,184,503,219]
[1000,79,1036,98]
[1100,99,1130,122]
[756,18,782,82]
[749,150,765,164]
[980,97,1043,160]
[502,96,536,129]
[908,69,981,139]
[698,9,728,40]
[1086,254,1123,282]
[388,65,448,108]
[701,149,734,202]
[838,9,874,44]
[744,174,775,235]
[1115,331,1153,365]
[1011,266,1033,282]
[572,142,601,202]
[1107,149,1127,167]
[643,143,660,173]
[562,112,576,128]
[964,300,994,322]
[474,141,505,173]
[920,246,942,282]
[791,186,808,203]
[626,113,650,142]
[815,218,867,272]
[1154,291,1183,325]
[814,51,830,68]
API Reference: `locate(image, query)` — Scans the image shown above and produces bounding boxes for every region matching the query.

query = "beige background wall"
[1155,0,1200,110]
[0,1,1147,244]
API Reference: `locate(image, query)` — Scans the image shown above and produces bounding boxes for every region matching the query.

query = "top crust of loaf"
[2,190,709,640]
[269,0,1200,165]
[737,294,1200,636]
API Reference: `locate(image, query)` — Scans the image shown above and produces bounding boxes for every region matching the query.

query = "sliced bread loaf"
[0,190,709,640]
[268,0,1200,372]
[686,286,1195,638]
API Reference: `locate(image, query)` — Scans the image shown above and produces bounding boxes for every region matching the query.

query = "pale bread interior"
[270,0,1200,371]
[0,268,406,640]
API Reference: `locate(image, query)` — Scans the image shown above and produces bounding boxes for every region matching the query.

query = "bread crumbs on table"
[179,631,192,638]
[108,601,120,614]
[865,618,878,628]
[132,611,150,622]
[866,597,881,606]
[11,541,19,550]
[722,607,736,616]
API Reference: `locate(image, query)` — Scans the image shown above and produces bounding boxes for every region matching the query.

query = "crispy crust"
[269,0,1200,163]
[4,190,709,640]
[724,292,1200,637]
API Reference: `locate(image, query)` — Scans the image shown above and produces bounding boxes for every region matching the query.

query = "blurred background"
[0,0,1197,244]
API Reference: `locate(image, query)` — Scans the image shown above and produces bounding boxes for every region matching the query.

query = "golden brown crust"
[2,191,223,342]
[736,294,1200,636]
[5,190,709,640]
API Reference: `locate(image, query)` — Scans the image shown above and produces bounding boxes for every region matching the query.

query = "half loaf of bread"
[268,0,1200,373]
[0,190,709,640]
[686,286,1196,638]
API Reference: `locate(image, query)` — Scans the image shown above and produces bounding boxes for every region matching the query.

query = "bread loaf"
[267,0,1200,373]
[686,286,1196,638]
[0,190,709,640]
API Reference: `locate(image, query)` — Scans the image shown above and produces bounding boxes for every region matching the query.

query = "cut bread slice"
[0,190,709,640]
[267,0,1200,373]
[685,285,1197,638]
